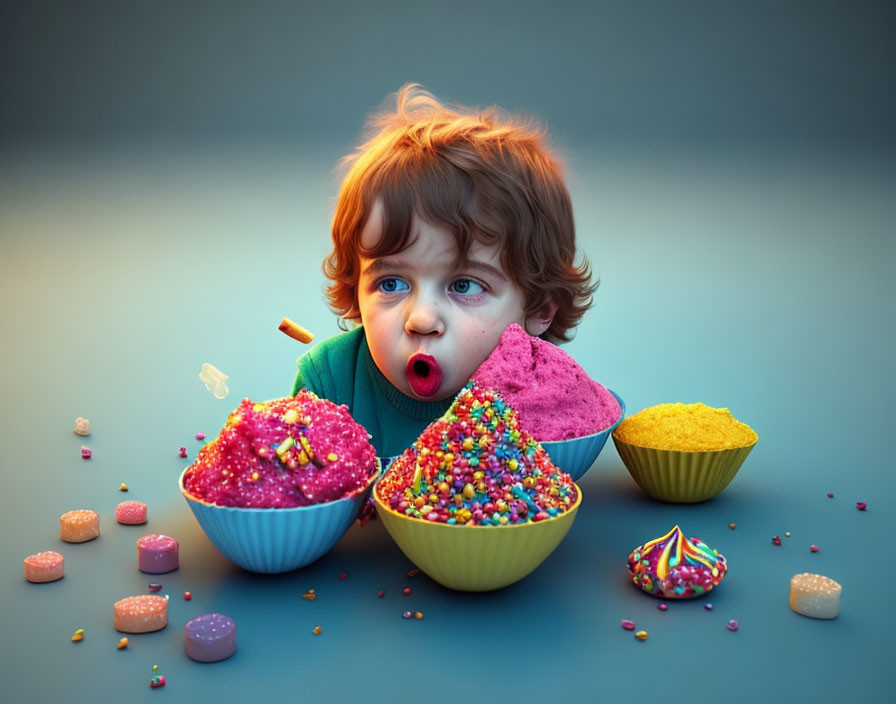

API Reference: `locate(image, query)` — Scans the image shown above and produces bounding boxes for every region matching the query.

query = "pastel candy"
[116,501,147,525]
[24,551,64,582]
[137,534,179,574]
[60,510,99,543]
[790,573,842,619]
[114,595,168,633]
[185,613,237,662]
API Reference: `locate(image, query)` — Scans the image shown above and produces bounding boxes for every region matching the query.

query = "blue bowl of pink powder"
[541,389,625,481]
[179,465,378,574]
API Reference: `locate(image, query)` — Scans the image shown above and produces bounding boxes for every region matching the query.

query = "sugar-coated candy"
[790,573,842,619]
[137,534,179,574]
[24,551,64,582]
[60,510,99,543]
[628,525,727,598]
[74,417,90,436]
[115,500,147,525]
[185,613,237,662]
[114,595,168,633]
[199,363,229,399]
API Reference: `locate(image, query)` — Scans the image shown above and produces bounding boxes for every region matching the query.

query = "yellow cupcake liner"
[612,435,756,503]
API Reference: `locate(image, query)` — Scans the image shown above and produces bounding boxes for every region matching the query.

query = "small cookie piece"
[60,510,99,543]
[115,501,147,525]
[790,573,842,619]
[24,551,65,582]
[137,534,179,574]
[114,595,168,633]
[185,613,237,662]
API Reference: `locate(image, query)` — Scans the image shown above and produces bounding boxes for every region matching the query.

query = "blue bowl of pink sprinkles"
[179,465,378,574]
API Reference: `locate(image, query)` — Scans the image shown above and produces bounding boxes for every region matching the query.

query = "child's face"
[356,201,529,402]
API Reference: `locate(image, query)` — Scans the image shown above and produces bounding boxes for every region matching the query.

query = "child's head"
[322,83,596,401]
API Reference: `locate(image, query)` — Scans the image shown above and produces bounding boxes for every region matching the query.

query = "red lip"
[405,354,443,397]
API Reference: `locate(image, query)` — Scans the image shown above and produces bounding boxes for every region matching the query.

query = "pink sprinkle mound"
[115,501,148,525]
[182,391,378,508]
[472,324,621,441]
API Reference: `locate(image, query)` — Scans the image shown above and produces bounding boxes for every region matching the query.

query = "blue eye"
[450,278,485,296]
[378,278,409,293]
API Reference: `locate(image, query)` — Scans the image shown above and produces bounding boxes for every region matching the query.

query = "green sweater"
[291,326,453,457]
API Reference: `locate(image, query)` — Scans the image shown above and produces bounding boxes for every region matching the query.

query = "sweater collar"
[361,336,453,421]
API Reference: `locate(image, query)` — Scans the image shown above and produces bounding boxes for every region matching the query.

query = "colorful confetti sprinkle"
[635,630,648,641]
[657,603,668,611]
[312,626,322,635]
[621,620,635,630]
[727,620,739,631]
[377,590,385,598]
[117,637,129,649]
[810,545,819,553]
[71,628,84,642]
[119,483,128,492]
[184,592,192,601]
[302,589,316,601]
[856,501,867,511]
[81,446,92,459]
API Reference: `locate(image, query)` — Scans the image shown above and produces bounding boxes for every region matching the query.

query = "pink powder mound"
[471,324,621,441]
[183,392,378,508]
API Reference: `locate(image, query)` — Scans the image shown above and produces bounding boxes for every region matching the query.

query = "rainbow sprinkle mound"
[375,382,578,526]
[183,390,377,508]
[627,525,727,598]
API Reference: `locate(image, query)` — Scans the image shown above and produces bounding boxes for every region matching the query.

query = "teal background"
[1,2,894,702]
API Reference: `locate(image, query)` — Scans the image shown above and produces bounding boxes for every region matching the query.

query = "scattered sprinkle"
[74,417,91,436]
[728,522,736,529]
[772,536,782,546]
[810,545,819,553]
[727,620,739,631]
[339,572,347,580]
[150,676,166,689]
[407,568,420,578]
[184,592,191,601]
[705,603,713,611]
[81,446,92,459]
[827,492,834,498]
[785,531,791,537]
[152,665,158,672]
[657,603,668,611]
[117,637,129,649]
[178,446,188,458]
[621,620,635,630]
[414,612,424,620]
[635,630,648,641]
[402,587,412,596]
[377,590,385,598]
[402,611,413,619]
[195,432,206,441]
[119,483,128,492]
[302,590,316,601]
[856,501,867,511]
[148,583,162,592]
[71,628,85,642]
[312,626,322,635]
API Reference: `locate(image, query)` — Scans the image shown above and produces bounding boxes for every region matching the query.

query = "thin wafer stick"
[279,318,314,344]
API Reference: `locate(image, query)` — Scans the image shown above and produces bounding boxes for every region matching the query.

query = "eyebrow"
[361,257,509,282]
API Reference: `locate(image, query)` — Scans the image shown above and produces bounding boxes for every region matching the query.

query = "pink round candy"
[116,501,147,525]
[137,534,179,574]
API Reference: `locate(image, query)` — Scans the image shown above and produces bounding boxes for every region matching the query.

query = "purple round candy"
[137,534,179,574]
[185,613,236,662]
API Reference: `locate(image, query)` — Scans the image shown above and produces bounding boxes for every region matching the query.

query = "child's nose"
[404,295,445,336]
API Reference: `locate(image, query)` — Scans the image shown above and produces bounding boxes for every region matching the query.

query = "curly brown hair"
[323,83,596,342]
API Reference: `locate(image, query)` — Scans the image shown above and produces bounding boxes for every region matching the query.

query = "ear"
[524,300,559,337]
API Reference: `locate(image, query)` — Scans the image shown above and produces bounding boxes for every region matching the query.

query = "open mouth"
[405,354,443,398]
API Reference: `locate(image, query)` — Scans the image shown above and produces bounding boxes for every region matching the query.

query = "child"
[292,83,596,458]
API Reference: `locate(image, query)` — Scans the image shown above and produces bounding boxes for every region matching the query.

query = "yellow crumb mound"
[614,402,757,451]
